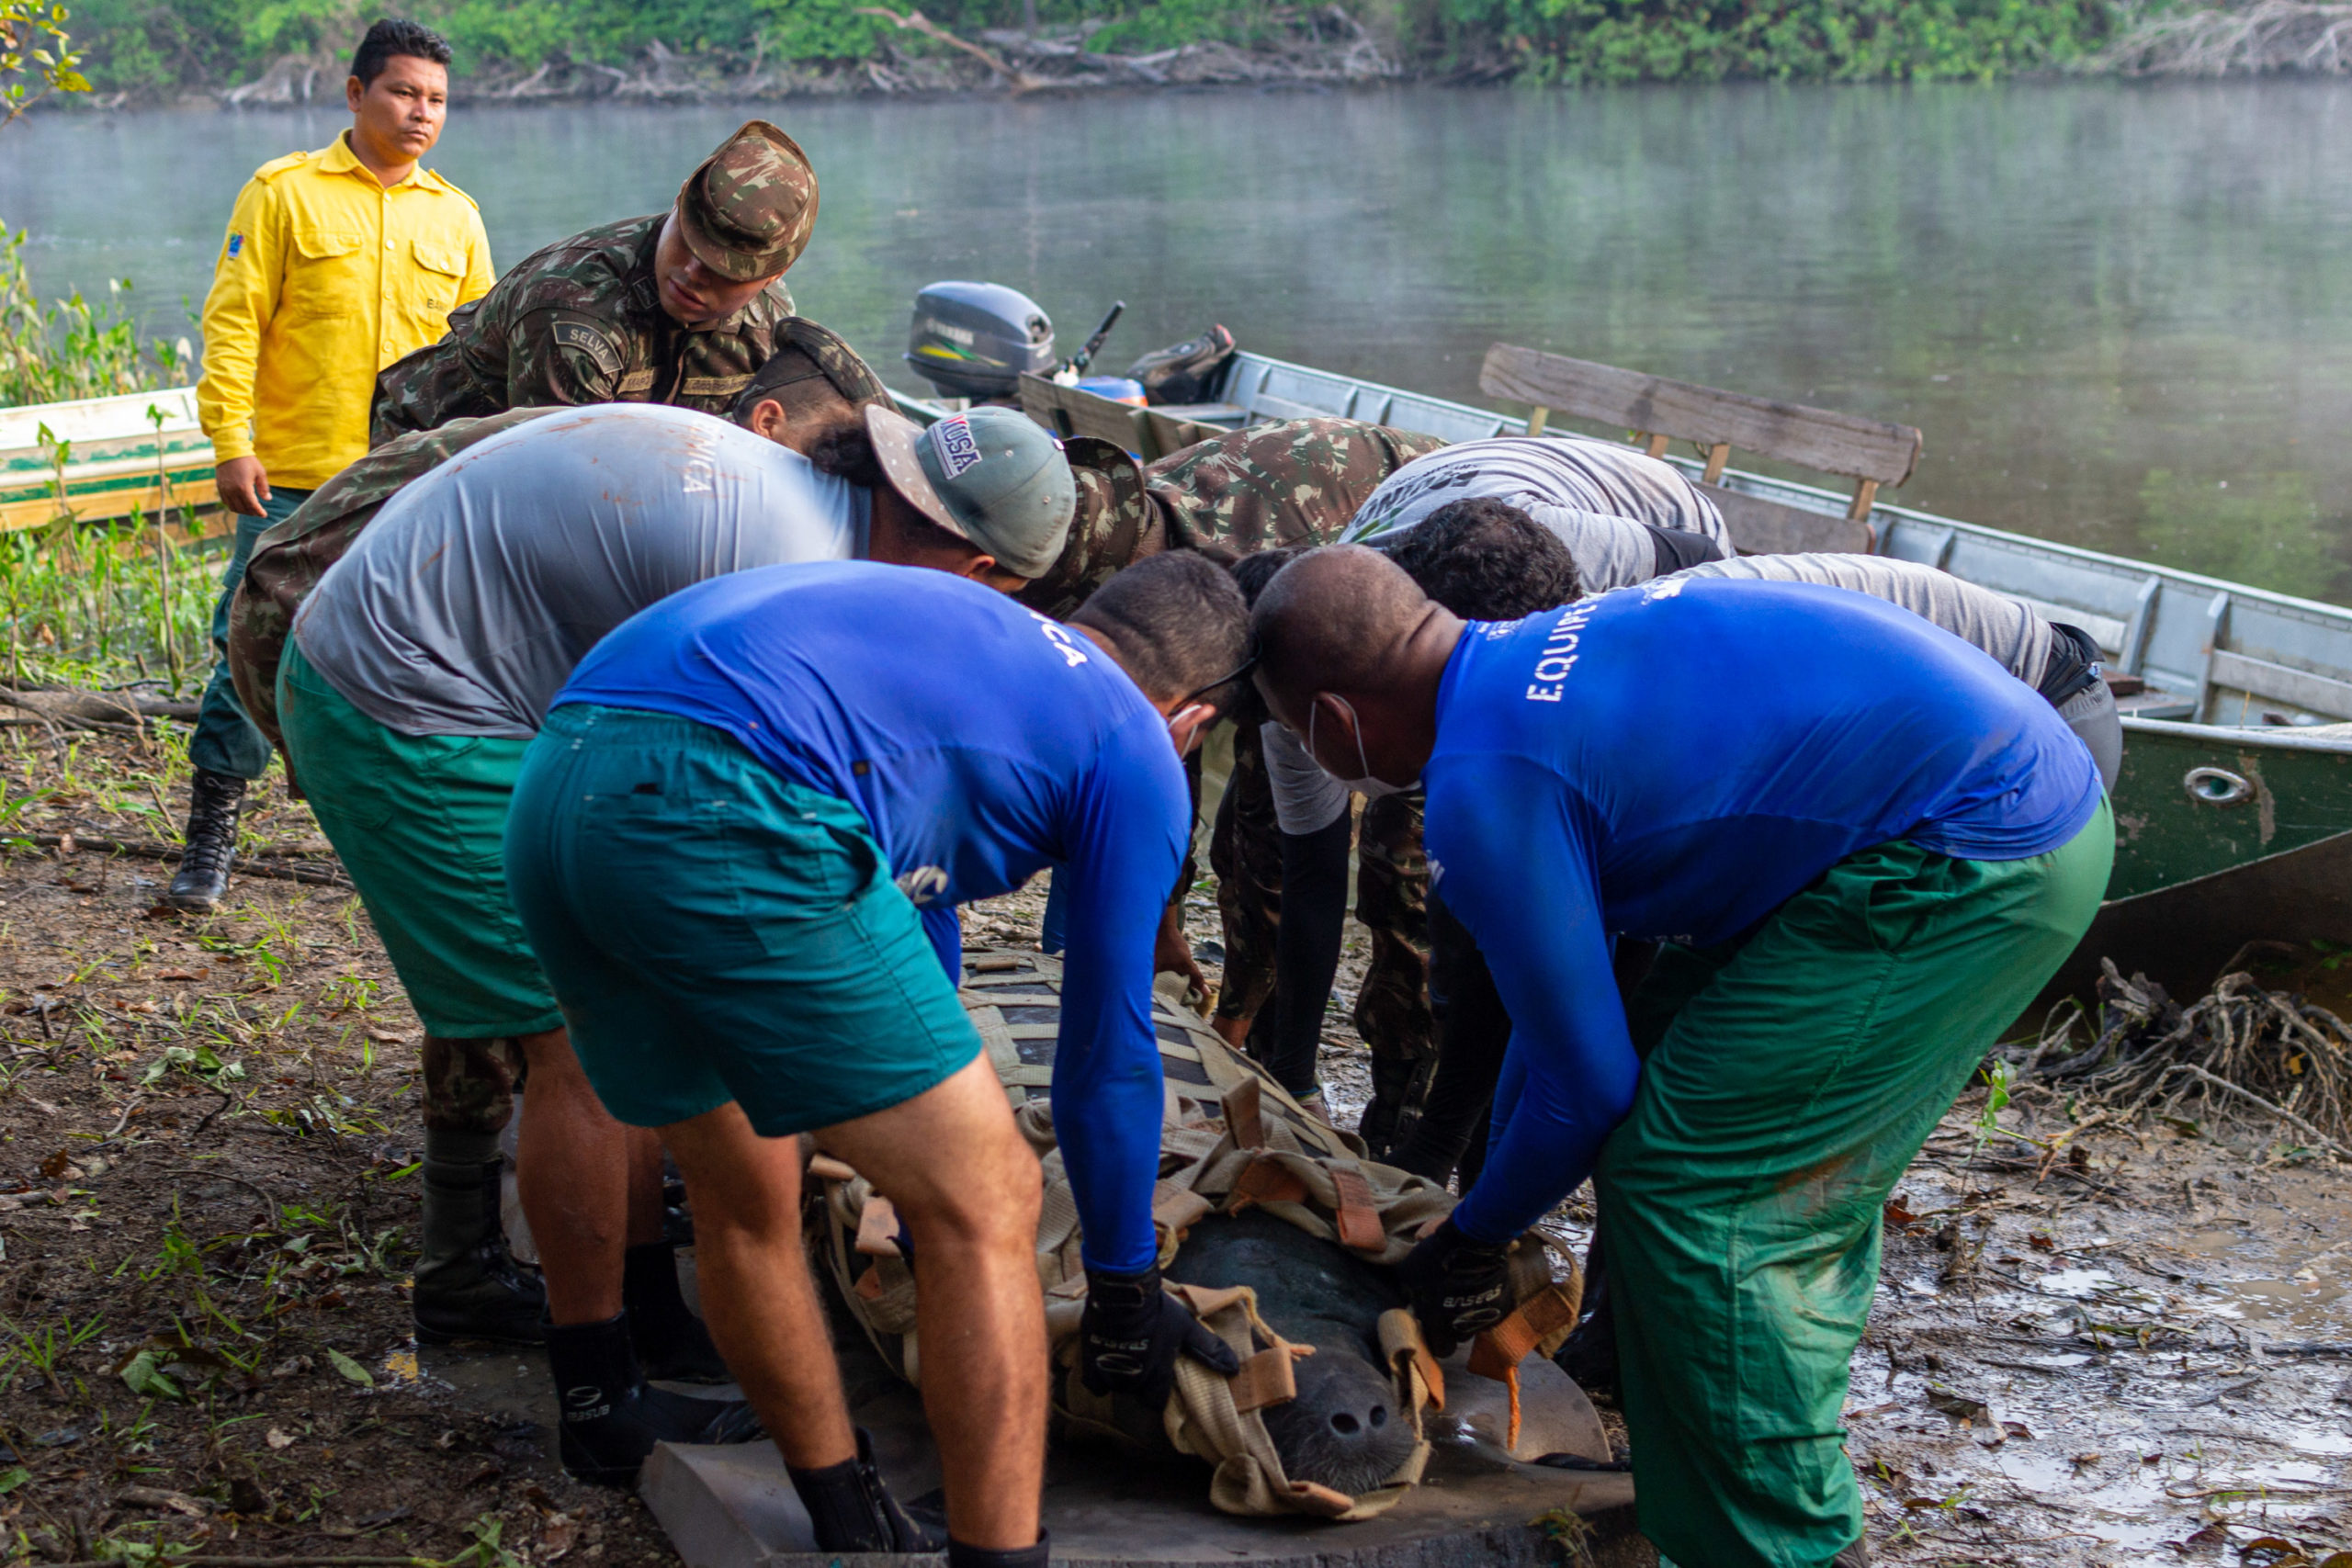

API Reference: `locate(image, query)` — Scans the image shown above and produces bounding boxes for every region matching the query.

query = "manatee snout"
[1168,1208,1419,1495]
[1260,1343,1418,1495]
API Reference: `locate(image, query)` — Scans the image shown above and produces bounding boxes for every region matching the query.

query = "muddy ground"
[0,725,2346,1566]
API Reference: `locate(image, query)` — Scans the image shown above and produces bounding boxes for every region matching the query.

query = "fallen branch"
[49,1558,443,1568]
[2144,1061,2352,1160]
[25,830,353,889]
[2073,966,2351,1151]
[2097,0,2352,73]
[855,6,1050,89]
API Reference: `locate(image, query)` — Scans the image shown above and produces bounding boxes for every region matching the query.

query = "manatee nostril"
[1330,1413,1362,1436]
[1369,1404,1388,1428]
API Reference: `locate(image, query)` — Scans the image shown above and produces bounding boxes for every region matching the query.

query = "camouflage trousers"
[1210,720,1432,1151]
[421,1035,526,1135]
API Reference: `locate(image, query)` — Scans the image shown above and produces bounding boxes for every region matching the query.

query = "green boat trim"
[0,386,217,531]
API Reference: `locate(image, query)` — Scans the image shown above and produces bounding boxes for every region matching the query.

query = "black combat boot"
[787,1427,945,1552]
[1356,1050,1434,1160]
[165,769,244,911]
[624,1239,731,1384]
[414,1129,548,1347]
[548,1312,763,1486]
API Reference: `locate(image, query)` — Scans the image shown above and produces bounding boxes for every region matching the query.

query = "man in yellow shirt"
[187,17,493,909]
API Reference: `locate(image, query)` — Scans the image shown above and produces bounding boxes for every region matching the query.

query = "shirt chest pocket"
[387,237,472,346]
[281,226,365,316]
[409,240,466,309]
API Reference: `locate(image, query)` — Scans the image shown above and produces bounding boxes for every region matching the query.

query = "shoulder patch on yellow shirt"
[251,150,312,184]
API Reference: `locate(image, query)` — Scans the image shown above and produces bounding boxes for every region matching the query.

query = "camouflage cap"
[732,318,892,418]
[676,120,819,284]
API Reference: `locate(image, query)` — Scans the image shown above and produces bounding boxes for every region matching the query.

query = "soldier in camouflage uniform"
[368,119,818,444]
[1016,417,1444,1133]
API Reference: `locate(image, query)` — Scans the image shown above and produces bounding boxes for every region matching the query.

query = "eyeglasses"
[1170,649,1260,716]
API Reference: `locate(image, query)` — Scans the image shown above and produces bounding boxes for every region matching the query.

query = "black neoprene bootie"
[947,1529,1051,1568]
[624,1239,730,1384]
[165,769,244,911]
[413,1129,548,1347]
[788,1427,945,1552]
[548,1312,763,1486]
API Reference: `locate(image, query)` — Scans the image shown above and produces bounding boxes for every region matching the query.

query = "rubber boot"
[787,1427,944,1552]
[548,1312,763,1486]
[165,769,244,911]
[624,1239,730,1384]
[414,1129,548,1347]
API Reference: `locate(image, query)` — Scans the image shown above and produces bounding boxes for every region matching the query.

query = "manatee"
[1168,1207,1419,1495]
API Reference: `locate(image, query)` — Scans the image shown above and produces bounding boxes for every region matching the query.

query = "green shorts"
[503,705,981,1134]
[277,641,562,1039]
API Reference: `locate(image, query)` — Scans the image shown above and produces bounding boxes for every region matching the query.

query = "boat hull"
[2035,717,2352,1008]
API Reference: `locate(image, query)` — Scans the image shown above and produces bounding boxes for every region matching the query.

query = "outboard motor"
[905,281,1056,401]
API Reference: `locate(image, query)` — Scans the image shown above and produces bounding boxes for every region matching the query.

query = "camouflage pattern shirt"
[227,407,557,750]
[368,215,795,446]
[1019,418,1446,618]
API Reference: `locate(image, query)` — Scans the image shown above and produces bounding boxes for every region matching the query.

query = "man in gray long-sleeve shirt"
[1341,433,1732,581]
[1676,551,2121,789]
[1264,451,1734,1153]
[281,399,1077,1490]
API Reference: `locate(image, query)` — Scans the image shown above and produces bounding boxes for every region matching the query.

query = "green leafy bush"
[57,0,2121,90]
[1406,0,2111,79]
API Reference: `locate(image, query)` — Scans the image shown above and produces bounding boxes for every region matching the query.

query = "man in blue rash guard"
[503,554,1250,1568]
[1247,545,2111,1568]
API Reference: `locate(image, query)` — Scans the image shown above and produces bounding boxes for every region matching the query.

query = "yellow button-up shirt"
[197,131,493,491]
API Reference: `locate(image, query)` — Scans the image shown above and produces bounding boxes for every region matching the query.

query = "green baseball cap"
[865,405,1075,581]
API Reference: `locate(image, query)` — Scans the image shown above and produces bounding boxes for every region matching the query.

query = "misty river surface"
[3,82,2349,599]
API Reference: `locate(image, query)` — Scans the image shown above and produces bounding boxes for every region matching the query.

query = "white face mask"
[1309,694,1418,799]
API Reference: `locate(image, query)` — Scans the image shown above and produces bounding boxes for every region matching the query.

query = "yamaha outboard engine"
[905,281,1056,401]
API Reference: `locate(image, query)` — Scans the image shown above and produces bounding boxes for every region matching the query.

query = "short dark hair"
[730,345,834,423]
[1071,552,1250,708]
[351,18,452,88]
[1227,547,1301,609]
[806,422,880,486]
[1380,498,1581,620]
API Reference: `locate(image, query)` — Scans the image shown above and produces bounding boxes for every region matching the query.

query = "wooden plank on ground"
[1480,344,1922,486]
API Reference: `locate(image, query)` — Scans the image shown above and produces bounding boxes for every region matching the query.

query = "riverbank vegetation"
[8,0,2339,98]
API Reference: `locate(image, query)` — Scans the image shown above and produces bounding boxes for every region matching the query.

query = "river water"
[4,83,2349,598]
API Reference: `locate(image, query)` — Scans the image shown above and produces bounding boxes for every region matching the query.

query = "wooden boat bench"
[1477,344,1923,558]
[1016,373,1227,463]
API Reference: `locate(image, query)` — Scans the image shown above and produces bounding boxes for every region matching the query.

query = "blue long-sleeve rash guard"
[1433,578,2102,1245]
[557,561,1188,1274]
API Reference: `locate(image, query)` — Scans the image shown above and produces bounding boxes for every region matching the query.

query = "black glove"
[1396,1218,1513,1357]
[1080,1264,1241,1410]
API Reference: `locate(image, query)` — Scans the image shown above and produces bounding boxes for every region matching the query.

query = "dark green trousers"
[1603,802,2112,1568]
